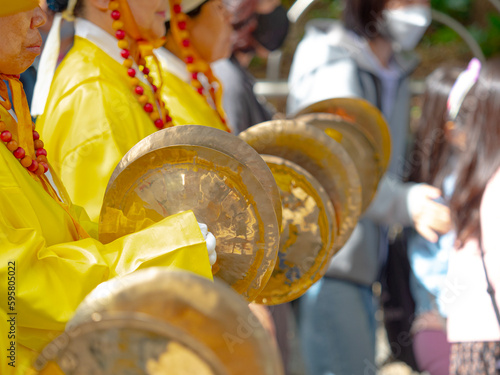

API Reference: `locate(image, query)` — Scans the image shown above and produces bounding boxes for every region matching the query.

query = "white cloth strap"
[31,13,63,117]
[31,0,78,117]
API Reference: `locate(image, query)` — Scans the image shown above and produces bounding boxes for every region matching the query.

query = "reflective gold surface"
[66,269,284,375]
[296,113,382,212]
[99,132,280,302]
[294,98,392,173]
[255,156,336,305]
[106,125,282,232]
[35,313,227,375]
[240,120,361,250]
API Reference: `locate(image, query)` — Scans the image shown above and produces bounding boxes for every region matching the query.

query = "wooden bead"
[21,156,32,168]
[40,162,49,173]
[123,59,133,68]
[0,130,12,142]
[109,1,119,10]
[35,163,45,175]
[28,160,38,172]
[36,155,48,164]
[118,40,129,49]
[7,140,18,152]
[111,10,121,20]
[13,147,25,159]
[112,20,124,30]
[34,140,44,149]
[191,80,202,89]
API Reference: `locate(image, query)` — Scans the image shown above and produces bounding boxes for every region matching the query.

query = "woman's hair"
[342,0,389,40]
[449,58,500,247]
[408,67,463,187]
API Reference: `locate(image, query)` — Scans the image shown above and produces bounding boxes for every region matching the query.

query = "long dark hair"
[342,0,388,40]
[450,59,500,247]
[408,67,462,187]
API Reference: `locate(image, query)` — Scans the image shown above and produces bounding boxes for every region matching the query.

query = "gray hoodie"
[287,19,421,285]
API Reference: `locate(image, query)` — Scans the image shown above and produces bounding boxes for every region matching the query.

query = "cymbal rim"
[293,97,392,174]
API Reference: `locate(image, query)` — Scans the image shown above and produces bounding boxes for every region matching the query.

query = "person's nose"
[32,6,47,29]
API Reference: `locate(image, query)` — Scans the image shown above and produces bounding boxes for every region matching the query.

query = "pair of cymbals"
[98,125,281,302]
[35,269,283,375]
[240,98,391,305]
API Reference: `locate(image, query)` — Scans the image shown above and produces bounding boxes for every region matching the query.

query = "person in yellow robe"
[0,2,214,373]
[35,0,231,221]
[153,0,233,131]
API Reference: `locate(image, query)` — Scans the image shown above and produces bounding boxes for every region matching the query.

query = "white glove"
[198,222,217,266]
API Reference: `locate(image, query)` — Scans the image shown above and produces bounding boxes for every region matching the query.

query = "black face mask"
[252,5,289,51]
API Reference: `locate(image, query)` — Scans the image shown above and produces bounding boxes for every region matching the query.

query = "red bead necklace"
[170,0,229,130]
[0,118,49,176]
[109,0,172,129]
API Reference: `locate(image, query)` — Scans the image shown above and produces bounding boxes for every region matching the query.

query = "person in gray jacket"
[286,0,451,373]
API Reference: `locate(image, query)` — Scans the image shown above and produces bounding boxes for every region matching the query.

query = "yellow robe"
[38,37,226,222]
[152,54,227,131]
[0,103,212,374]
[37,36,163,222]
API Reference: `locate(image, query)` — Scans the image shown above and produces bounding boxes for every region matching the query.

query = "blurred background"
[249,0,500,117]
[246,2,500,374]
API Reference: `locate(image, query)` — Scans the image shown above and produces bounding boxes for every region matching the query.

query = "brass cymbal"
[106,125,282,232]
[240,120,361,250]
[99,131,280,302]
[35,312,229,375]
[294,98,392,173]
[296,113,382,212]
[255,155,337,305]
[66,269,284,375]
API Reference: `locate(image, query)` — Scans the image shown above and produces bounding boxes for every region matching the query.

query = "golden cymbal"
[240,120,361,250]
[294,98,392,173]
[255,155,336,305]
[296,113,382,212]
[66,269,285,375]
[34,312,229,375]
[99,129,280,302]
[106,125,282,232]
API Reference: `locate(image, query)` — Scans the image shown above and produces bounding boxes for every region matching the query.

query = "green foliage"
[471,13,500,57]
[431,0,471,21]
[429,0,500,57]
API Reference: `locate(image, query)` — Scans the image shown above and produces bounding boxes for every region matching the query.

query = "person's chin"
[11,57,37,75]
[151,26,167,41]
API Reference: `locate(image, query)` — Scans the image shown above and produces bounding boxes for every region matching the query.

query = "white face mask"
[383,5,432,51]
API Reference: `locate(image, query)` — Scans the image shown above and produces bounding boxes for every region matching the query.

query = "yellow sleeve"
[0,185,211,374]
